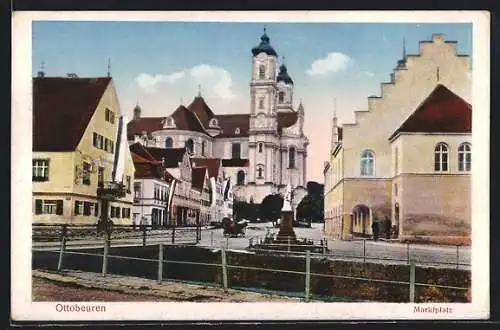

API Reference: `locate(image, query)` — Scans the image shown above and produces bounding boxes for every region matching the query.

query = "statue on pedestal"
[276,184,296,242]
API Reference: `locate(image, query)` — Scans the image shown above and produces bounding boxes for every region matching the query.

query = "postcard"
[12,10,490,321]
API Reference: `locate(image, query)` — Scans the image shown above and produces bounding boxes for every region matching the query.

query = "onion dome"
[277,62,293,85]
[251,28,277,57]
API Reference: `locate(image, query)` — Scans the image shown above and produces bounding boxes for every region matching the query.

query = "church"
[128,28,309,210]
[323,34,472,245]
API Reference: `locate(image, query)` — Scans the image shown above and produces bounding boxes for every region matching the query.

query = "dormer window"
[209,118,219,128]
[235,128,240,135]
[164,117,175,129]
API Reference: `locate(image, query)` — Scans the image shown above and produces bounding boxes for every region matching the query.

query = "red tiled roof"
[127,117,165,139]
[33,77,111,151]
[187,96,215,128]
[129,143,158,163]
[221,159,249,167]
[215,114,250,138]
[166,105,207,134]
[145,146,187,168]
[277,111,298,134]
[134,162,164,179]
[131,151,161,165]
[190,158,221,178]
[191,167,207,192]
[389,84,472,140]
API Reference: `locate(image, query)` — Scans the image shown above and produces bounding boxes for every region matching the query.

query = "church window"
[237,170,245,186]
[165,137,173,149]
[259,64,266,79]
[278,91,285,103]
[360,150,375,176]
[209,118,218,127]
[235,128,240,135]
[434,143,448,172]
[258,143,263,153]
[185,138,194,154]
[231,143,241,159]
[458,143,471,172]
[259,97,264,109]
[201,141,206,156]
[288,146,296,169]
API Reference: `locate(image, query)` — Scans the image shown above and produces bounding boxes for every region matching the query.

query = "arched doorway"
[352,204,371,237]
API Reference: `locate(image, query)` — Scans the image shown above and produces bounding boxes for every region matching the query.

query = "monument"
[275,184,297,242]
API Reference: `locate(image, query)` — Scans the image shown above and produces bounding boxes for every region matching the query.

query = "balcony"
[97,181,126,200]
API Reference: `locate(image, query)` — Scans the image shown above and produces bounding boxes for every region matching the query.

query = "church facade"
[128,29,309,209]
[323,34,472,244]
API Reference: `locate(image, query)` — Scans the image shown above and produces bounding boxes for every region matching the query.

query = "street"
[33,222,470,270]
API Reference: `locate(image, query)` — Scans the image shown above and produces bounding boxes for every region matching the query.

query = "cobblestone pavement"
[32,270,298,302]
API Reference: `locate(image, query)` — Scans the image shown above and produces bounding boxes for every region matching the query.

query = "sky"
[32,21,472,183]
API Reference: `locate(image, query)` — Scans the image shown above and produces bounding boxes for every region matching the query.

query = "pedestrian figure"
[384,216,391,239]
[372,221,379,241]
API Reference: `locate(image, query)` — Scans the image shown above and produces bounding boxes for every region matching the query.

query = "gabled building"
[323,34,472,244]
[32,76,135,225]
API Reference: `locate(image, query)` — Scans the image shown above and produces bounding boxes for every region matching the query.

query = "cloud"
[357,71,375,78]
[135,64,235,100]
[306,52,352,76]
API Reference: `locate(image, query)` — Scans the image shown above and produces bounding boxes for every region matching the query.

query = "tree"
[260,193,283,222]
[296,181,325,223]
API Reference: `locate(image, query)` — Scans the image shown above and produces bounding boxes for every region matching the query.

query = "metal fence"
[32,223,200,248]
[34,237,470,303]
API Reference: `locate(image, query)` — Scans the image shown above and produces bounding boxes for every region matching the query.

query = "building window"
[105,108,115,124]
[258,97,264,109]
[122,208,130,218]
[33,159,49,181]
[434,143,448,172]
[201,141,206,155]
[209,118,218,127]
[257,166,264,179]
[98,166,104,187]
[288,146,296,169]
[360,150,375,176]
[74,201,84,215]
[126,176,131,193]
[232,143,241,159]
[165,137,173,149]
[134,182,141,200]
[185,139,194,154]
[278,91,285,103]
[259,64,265,79]
[235,128,240,135]
[458,143,471,172]
[98,135,104,149]
[258,143,263,153]
[237,170,245,185]
[82,162,91,185]
[35,200,63,215]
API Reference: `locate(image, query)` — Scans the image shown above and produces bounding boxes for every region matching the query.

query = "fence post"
[172,226,176,244]
[226,236,229,250]
[409,260,416,303]
[288,237,291,252]
[363,239,366,263]
[305,250,311,302]
[157,243,163,284]
[142,225,147,246]
[221,246,228,292]
[456,245,460,269]
[407,243,410,264]
[57,236,66,272]
[102,234,109,276]
[211,231,214,247]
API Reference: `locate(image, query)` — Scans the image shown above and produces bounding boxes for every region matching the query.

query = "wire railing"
[33,236,470,303]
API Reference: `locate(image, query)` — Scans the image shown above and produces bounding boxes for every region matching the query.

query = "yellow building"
[323,34,472,244]
[32,76,135,225]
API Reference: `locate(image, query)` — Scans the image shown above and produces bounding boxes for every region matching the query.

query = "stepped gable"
[127,117,165,139]
[389,84,471,140]
[191,167,207,192]
[33,77,111,151]
[187,96,216,128]
[215,114,250,138]
[190,158,221,178]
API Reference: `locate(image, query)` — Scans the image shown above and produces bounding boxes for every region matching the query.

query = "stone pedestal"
[276,210,296,242]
